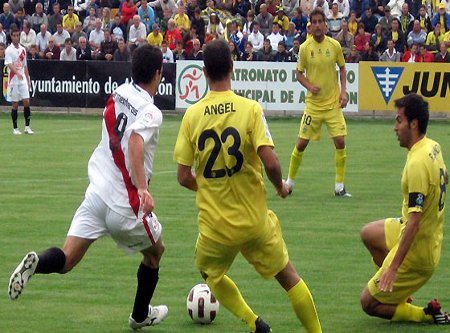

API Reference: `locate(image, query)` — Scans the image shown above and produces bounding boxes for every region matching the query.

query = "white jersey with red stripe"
[88,82,162,219]
[5,43,27,86]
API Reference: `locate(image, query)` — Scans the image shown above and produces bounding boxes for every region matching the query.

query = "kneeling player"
[360,94,449,325]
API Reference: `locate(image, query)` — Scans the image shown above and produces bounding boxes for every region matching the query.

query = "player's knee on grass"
[360,288,380,316]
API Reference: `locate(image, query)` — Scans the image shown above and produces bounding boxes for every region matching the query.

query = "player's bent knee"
[360,288,378,316]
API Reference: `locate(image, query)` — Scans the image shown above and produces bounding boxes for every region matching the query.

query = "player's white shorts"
[6,82,30,102]
[68,185,162,254]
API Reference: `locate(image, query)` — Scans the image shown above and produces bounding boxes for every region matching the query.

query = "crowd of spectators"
[0,0,449,63]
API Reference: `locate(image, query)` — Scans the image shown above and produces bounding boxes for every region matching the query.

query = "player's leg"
[11,100,20,135]
[360,218,402,268]
[129,237,168,328]
[275,262,322,333]
[287,109,321,193]
[327,109,350,196]
[360,286,433,322]
[22,97,33,134]
[196,234,261,332]
[8,236,94,300]
[360,252,446,324]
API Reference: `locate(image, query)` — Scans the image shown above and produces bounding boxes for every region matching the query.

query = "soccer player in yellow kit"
[360,93,449,325]
[286,8,350,197]
[174,40,322,333]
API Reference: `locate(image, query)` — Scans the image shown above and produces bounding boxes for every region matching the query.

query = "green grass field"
[0,113,449,333]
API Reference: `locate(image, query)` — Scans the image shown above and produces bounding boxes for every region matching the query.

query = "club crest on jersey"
[416,194,424,207]
[310,50,314,58]
[325,49,330,57]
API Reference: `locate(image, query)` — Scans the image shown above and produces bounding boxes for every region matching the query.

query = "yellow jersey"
[297,36,345,110]
[147,32,164,46]
[399,137,447,269]
[174,14,190,31]
[173,90,274,245]
[62,14,80,30]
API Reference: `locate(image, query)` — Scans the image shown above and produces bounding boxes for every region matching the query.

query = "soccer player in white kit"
[5,28,34,135]
[8,45,168,330]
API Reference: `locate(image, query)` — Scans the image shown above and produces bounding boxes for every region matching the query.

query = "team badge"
[416,194,424,207]
[325,49,330,57]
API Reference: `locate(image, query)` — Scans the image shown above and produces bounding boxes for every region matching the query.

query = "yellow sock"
[335,148,346,183]
[288,147,304,181]
[392,302,433,323]
[206,275,258,331]
[287,279,322,333]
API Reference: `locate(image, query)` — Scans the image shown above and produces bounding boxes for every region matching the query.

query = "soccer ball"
[186,284,219,324]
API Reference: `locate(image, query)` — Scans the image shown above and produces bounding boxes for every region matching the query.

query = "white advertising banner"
[176,61,359,113]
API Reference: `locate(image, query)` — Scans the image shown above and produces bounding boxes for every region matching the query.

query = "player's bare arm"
[339,66,348,108]
[257,145,289,198]
[7,63,23,81]
[296,69,320,94]
[177,164,198,192]
[129,131,154,214]
[379,211,421,292]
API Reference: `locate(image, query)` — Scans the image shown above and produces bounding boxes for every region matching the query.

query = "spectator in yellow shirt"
[63,5,80,34]
[174,4,190,36]
[147,23,164,46]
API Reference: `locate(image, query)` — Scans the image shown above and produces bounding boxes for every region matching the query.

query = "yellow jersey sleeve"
[405,158,429,214]
[173,109,195,167]
[250,103,274,150]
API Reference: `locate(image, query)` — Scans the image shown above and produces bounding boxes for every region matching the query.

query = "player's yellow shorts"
[367,218,434,304]
[298,106,347,141]
[384,217,403,250]
[195,210,289,283]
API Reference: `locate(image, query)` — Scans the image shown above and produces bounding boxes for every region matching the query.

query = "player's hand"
[138,188,154,215]
[378,267,397,293]
[340,91,348,108]
[276,181,290,199]
[309,85,320,94]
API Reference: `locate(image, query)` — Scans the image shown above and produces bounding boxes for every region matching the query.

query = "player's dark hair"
[394,93,429,134]
[203,40,232,82]
[309,8,325,22]
[132,44,163,85]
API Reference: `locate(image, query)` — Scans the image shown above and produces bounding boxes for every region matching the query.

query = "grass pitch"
[0,113,449,333]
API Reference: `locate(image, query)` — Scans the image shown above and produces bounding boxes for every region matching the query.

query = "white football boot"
[12,128,22,135]
[24,126,34,135]
[8,252,39,300]
[129,305,168,330]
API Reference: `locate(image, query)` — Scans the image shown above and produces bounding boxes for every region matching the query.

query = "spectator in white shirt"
[266,22,286,51]
[36,24,51,57]
[161,40,174,62]
[0,24,6,44]
[128,15,147,52]
[247,21,265,51]
[313,0,330,16]
[89,18,105,57]
[20,21,36,51]
[60,38,77,61]
[333,0,350,18]
[53,23,70,49]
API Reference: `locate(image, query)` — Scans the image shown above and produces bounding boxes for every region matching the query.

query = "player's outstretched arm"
[258,145,289,198]
[177,164,198,192]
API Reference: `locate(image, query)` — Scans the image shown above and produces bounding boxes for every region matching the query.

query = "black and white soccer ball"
[186,284,219,324]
